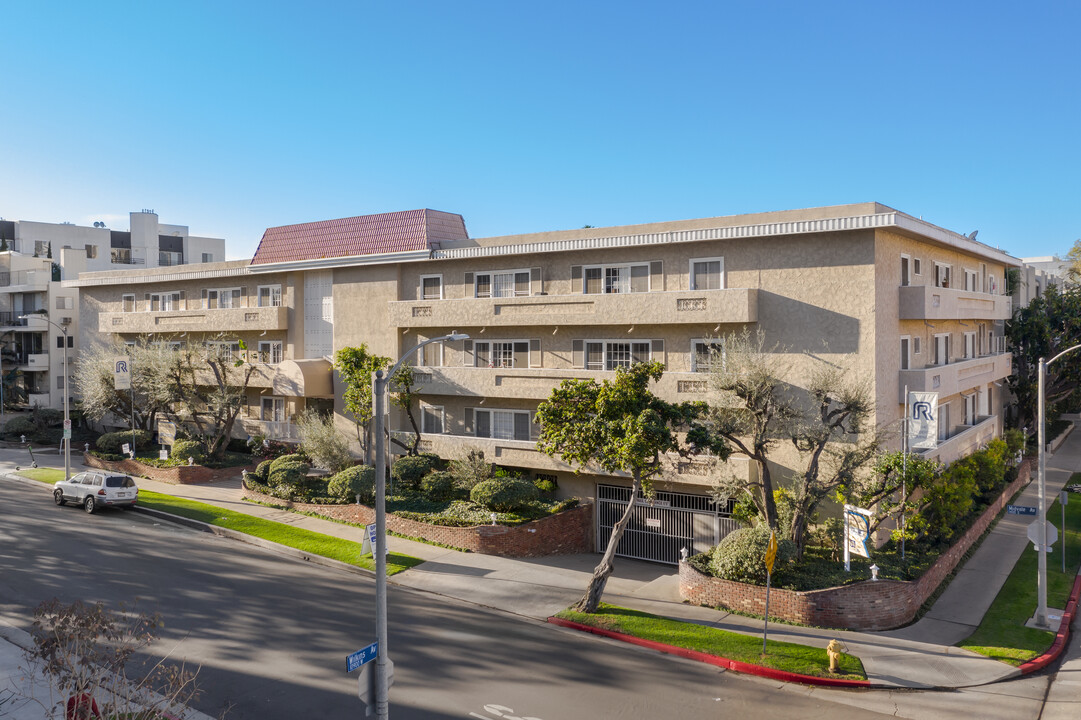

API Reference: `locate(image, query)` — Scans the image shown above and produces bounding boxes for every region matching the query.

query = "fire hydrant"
[826,639,846,673]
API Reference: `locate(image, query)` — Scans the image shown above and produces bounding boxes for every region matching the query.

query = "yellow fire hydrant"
[826,639,846,673]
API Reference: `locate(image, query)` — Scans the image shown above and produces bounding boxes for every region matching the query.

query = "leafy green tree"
[840,451,941,536]
[1066,239,1081,284]
[388,364,425,456]
[536,361,726,613]
[1006,284,1081,430]
[334,345,390,462]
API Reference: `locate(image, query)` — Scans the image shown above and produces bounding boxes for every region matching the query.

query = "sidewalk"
[3,425,1080,691]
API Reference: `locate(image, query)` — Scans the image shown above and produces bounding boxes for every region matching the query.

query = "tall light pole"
[21,314,70,482]
[371,331,467,719]
[1036,343,1081,628]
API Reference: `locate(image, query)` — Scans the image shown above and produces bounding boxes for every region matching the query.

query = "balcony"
[238,419,300,442]
[918,415,999,466]
[0,312,48,328]
[898,285,1012,321]
[409,366,716,403]
[388,288,758,329]
[0,270,50,291]
[16,353,50,370]
[99,306,289,334]
[898,352,1011,403]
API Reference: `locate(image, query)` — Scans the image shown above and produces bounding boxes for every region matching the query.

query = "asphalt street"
[0,481,907,720]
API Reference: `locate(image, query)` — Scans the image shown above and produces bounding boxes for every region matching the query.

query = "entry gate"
[596,484,741,565]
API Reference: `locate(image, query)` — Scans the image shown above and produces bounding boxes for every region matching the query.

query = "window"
[474,340,529,368]
[690,258,724,291]
[420,275,443,300]
[580,264,649,294]
[900,337,910,370]
[933,334,950,366]
[913,258,922,276]
[584,341,652,370]
[54,296,73,310]
[963,393,977,426]
[56,335,73,349]
[122,294,135,312]
[934,263,951,289]
[56,375,65,390]
[34,241,48,256]
[258,341,283,364]
[692,339,725,372]
[202,253,213,263]
[207,341,240,361]
[913,337,921,355]
[206,288,241,309]
[938,402,951,441]
[85,244,98,259]
[901,255,911,287]
[148,292,181,311]
[261,397,285,422]
[963,332,976,359]
[111,248,132,264]
[418,341,443,367]
[421,405,445,434]
[159,251,183,266]
[475,270,529,298]
[474,409,531,441]
[964,269,980,293]
[257,285,282,307]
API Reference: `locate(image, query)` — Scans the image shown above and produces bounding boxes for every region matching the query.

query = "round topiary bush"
[170,439,206,465]
[327,465,376,503]
[270,453,308,469]
[391,454,440,496]
[420,470,458,502]
[709,524,795,585]
[470,477,540,512]
[97,430,155,454]
[252,458,274,484]
[4,417,36,436]
[267,460,309,488]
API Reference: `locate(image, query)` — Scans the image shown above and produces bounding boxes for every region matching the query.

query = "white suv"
[53,472,139,514]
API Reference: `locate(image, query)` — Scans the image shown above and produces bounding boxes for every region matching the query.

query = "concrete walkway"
[2,425,1080,694]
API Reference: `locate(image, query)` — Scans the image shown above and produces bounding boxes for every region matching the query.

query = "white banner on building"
[907,391,939,450]
[113,356,132,391]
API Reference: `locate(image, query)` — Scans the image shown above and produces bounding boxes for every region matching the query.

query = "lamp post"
[371,331,468,719]
[21,314,70,482]
[1036,343,1081,628]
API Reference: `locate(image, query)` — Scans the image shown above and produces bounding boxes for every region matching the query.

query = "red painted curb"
[1019,574,1081,675]
[547,616,870,688]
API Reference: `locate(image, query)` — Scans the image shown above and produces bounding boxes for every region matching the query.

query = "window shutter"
[178,290,186,310]
[464,408,474,434]
[572,339,584,368]
[463,340,473,366]
[201,288,208,308]
[514,413,530,442]
[651,339,665,367]
[650,261,663,291]
[570,265,582,293]
[464,272,474,292]
[529,338,541,367]
[530,267,542,295]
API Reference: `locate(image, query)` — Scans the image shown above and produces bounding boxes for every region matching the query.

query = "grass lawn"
[556,604,866,680]
[958,473,1081,665]
[15,468,423,576]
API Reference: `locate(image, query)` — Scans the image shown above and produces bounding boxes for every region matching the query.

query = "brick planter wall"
[243,488,594,557]
[83,453,253,485]
[680,457,1034,630]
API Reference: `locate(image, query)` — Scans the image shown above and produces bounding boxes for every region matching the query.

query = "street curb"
[546,617,871,688]
[1019,574,1081,675]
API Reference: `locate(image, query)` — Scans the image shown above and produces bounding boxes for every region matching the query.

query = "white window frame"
[900,254,911,287]
[963,331,976,359]
[257,285,282,307]
[963,392,978,426]
[473,339,530,368]
[474,408,532,441]
[207,287,242,309]
[913,258,922,276]
[261,396,285,423]
[206,340,241,361]
[122,294,136,313]
[934,262,952,289]
[580,262,650,294]
[421,404,445,434]
[691,338,725,372]
[583,339,654,371]
[474,269,531,298]
[258,340,283,364]
[900,336,911,371]
[913,336,921,355]
[933,333,951,366]
[689,257,725,291]
[149,292,181,312]
[420,274,444,300]
[415,340,444,368]
[964,267,980,293]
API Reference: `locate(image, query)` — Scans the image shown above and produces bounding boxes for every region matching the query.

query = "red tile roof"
[250,209,468,265]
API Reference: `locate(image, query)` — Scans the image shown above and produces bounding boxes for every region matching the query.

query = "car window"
[91,477,102,487]
[105,476,135,488]
[69,473,86,484]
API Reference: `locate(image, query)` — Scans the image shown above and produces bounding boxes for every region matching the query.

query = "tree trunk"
[575,473,641,614]
[756,459,778,528]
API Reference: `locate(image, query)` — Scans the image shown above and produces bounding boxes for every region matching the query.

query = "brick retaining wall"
[680,457,1034,630]
[83,453,253,485]
[243,488,594,557]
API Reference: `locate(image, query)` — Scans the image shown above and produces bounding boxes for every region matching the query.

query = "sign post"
[843,504,873,573]
[762,531,777,654]
[1061,490,1069,573]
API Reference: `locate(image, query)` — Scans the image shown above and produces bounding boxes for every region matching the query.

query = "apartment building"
[75,203,1020,563]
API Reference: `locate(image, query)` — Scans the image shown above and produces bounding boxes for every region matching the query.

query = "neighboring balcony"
[409,366,717,403]
[917,415,999,466]
[0,270,51,292]
[898,285,1012,321]
[898,352,1011,403]
[388,288,758,329]
[238,418,300,442]
[99,306,289,334]
[15,353,50,370]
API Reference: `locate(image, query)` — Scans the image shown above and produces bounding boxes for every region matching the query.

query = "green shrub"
[533,476,557,495]
[470,477,540,512]
[449,449,493,491]
[297,409,354,473]
[97,430,155,454]
[1004,428,1026,457]
[420,471,458,502]
[35,408,64,426]
[270,453,308,470]
[4,417,35,435]
[253,459,274,483]
[392,454,440,495]
[909,460,977,544]
[709,524,795,585]
[268,460,309,488]
[170,439,206,465]
[31,428,63,445]
[327,465,376,503]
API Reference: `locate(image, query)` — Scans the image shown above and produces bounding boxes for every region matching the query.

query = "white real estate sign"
[908,391,939,450]
[113,357,132,391]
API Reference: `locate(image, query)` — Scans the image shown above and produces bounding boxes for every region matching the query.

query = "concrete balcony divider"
[898,285,1012,321]
[920,414,1000,465]
[388,288,758,329]
[99,305,289,334]
[898,352,1011,403]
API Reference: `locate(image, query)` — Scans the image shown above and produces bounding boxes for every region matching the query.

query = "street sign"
[1008,505,1038,516]
[63,419,71,430]
[1027,520,1058,551]
[365,524,388,557]
[764,531,777,575]
[1061,490,1069,506]
[347,641,378,673]
[157,420,177,446]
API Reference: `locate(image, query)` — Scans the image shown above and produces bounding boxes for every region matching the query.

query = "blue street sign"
[1007,505,1038,516]
[347,641,378,673]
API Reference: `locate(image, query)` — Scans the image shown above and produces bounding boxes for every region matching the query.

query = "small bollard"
[20,435,25,444]
[490,512,497,526]
[826,639,846,673]
[84,443,90,453]
[870,564,879,581]
[680,547,689,561]
[187,456,194,466]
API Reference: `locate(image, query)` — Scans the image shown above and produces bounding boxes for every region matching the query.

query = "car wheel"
[53,489,65,506]
[83,496,96,514]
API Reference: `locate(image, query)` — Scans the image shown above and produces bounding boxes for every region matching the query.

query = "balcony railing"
[898,285,1012,321]
[99,305,289,334]
[898,351,1011,403]
[0,312,47,327]
[239,418,300,442]
[918,414,999,465]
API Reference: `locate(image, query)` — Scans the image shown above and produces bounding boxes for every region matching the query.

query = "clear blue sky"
[2,1,1078,261]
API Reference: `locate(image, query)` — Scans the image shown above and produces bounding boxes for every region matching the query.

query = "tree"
[699,330,879,555]
[388,364,424,456]
[839,451,941,537]
[1066,239,1081,284]
[1006,284,1081,430]
[334,345,390,463]
[74,337,174,431]
[297,408,354,473]
[536,362,726,613]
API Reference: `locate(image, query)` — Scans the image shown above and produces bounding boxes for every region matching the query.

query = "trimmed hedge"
[392,454,440,495]
[470,477,540,512]
[328,465,376,503]
[710,524,796,585]
[171,438,206,465]
[97,430,155,454]
[420,471,458,502]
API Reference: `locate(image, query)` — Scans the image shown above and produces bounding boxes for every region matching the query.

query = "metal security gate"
[596,484,741,565]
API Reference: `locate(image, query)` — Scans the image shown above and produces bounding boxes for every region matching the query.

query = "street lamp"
[1036,343,1081,627]
[20,314,71,482]
[371,331,468,719]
